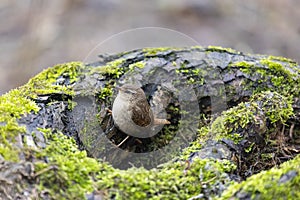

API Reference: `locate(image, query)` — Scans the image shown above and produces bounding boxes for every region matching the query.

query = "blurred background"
[1,0,300,94]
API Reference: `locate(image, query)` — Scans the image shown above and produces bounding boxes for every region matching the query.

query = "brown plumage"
[112,84,170,140]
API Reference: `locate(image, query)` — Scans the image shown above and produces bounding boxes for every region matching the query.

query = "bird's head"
[116,84,145,101]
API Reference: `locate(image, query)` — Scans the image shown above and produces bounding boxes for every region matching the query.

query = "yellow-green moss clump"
[90,59,125,79]
[25,62,83,97]
[35,130,101,199]
[218,91,292,141]
[129,61,145,71]
[0,89,39,161]
[0,62,84,161]
[184,91,294,151]
[95,157,234,199]
[230,57,300,97]
[143,47,174,56]
[219,155,300,199]
[206,46,239,54]
[33,129,235,199]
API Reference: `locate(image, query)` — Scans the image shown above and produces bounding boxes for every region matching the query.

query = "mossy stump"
[0,46,299,199]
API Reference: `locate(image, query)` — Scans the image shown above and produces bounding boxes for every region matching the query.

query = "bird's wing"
[131,99,152,127]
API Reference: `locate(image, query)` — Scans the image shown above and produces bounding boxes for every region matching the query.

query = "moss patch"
[129,61,146,71]
[30,129,235,200]
[181,90,294,168]
[175,63,205,85]
[230,57,300,97]
[143,47,174,56]
[0,62,84,161]
[0,89,39,161]
[35,129,101,199]
[90,59,125,79]
[96,158,235,199]
[24,62,83,97]
[200,91,292,143]
[219,155,300,199]
[206,46,239,54]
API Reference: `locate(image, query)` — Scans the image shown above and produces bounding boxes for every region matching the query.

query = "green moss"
[229,61,256,68]
[244,142,255,153]
[188,91,293,147]
[98,86,113,100]
[88,59,126,101]
[29,128,235,200]
[253,92,293,124]
[260,59,293,77]
[0,89,40,161]
[90,58,125,78]
[206,46,238,54]
[261,58,300,95]
[96,158,235,199]
[187,77,196,84]
[0,62,84,161]
[180,138,204,160]
[230,55,300,97]
[209,100,256,143]
[268,55,297,64]
[180,85,294,159]
[143,47,174,56]
[175,63,205,85]
[212,114,244,144]
[129,61,146,71]
[0,62,86,162]
[219,155,300,200]
[25,62,83,97]
[270,56,300,77]
[0,89,39,121]
[35,129,101,199]
[37,62,81,84]
[0,120,26,161]
[191,45,203,49]
[67,99,77,110]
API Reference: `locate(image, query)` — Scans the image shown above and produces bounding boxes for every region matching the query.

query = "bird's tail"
[154,118,171,125]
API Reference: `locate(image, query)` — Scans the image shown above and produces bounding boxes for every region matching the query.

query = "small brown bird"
[112,84,170,143]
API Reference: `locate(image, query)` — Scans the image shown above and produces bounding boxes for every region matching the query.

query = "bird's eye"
[124,89,136,94]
